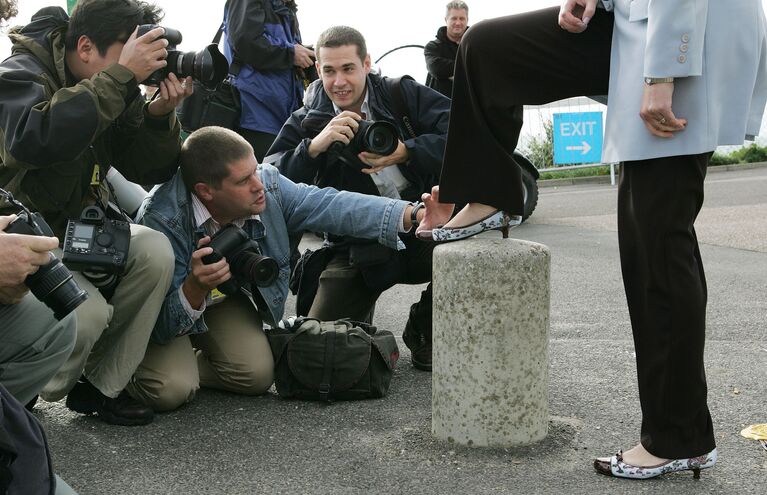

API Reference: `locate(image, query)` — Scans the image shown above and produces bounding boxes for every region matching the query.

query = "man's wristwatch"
[410,202,425,227]
[644,77,675,85]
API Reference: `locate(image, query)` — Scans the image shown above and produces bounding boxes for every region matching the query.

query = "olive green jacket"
[0,7,181,236]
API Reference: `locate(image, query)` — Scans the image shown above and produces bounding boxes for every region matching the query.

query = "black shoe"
[403,319,432,372]
[66,378,153,426]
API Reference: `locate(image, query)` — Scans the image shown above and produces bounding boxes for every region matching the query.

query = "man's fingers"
[25,235,59,253]
[0,214,17,230]
[138,26,165,43]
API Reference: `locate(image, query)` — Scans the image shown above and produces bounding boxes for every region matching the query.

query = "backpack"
[0,384,55,495]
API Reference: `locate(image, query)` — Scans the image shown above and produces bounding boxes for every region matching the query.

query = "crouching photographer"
[132,126,453,412]
[267,26,451,371]
[0,0,194,425]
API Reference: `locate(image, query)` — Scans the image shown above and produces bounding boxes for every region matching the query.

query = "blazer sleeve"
[643,0,708,78]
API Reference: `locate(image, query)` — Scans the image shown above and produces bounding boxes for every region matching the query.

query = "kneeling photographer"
[267,26,450,371]
[133,126,452,412]
[0,0,202,426]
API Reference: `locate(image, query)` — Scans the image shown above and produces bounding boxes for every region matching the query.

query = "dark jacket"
[424,26,462,98]
[268,72,449,203]
[0,7,181,236]
[224,0,305,135]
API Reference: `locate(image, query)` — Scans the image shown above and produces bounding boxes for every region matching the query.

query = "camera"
[62,206,131,296]
[331,119,399,157]
[1,191,88,320]
[202,224,279,294]
[136,24,229,89]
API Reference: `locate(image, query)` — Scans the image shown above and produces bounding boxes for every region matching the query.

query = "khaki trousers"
[127,294,274,412]
[41,224,174,400]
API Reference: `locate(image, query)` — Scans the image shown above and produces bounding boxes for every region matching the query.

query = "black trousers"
[237,128,277,162]
[439,7,715,458]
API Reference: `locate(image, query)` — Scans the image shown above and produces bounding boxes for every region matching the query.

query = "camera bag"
[266,318,399,401]
[176,23,242,133]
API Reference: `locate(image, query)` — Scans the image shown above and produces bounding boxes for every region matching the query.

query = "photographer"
[267,26,450,371]
[132,126,452,411]
[0,0,191,426]
[223,0,315,160]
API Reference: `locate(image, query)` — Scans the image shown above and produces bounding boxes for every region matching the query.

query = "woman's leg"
[439,6,613,216]
[618,153,716,461]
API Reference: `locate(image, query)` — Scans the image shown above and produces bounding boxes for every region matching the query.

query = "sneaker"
[66,378,153,426]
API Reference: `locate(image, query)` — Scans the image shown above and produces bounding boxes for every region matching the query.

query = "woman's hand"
[640,82,687,138]
[559,0,599,33]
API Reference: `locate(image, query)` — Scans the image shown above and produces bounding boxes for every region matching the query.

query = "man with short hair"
[0,0,192,425]
[268,25,450,371]
[133,126,450,411]
[425,1,469,97]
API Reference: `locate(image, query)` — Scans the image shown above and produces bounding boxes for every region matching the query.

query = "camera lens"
[169,45,229,90]
[26,255,89,320]
[359,121,398,155]
[232,252,279,288]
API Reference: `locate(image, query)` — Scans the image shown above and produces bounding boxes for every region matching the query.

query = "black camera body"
[136,24,229,89]
[201,224,279,295]
[62,206,131,276]
[4,205,88,320]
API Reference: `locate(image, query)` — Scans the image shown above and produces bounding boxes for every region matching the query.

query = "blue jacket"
[223,0,305,135]
[136,164,408,344]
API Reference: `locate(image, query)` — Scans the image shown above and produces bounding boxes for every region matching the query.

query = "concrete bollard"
[432,237,551,447]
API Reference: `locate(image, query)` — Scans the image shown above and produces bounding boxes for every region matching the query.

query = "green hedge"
[710,143,767,166]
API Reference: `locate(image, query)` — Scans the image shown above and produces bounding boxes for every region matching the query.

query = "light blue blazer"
[600,0,767,163]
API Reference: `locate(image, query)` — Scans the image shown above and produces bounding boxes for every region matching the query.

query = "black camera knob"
[96,232,113,247]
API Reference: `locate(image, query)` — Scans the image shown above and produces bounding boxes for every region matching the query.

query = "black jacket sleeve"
[399,77,450,178]
[424,40,456,80]
[268,111,327,185]
[226,0,295,70]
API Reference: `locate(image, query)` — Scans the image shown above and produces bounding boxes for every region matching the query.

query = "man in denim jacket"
[131,127,447,411]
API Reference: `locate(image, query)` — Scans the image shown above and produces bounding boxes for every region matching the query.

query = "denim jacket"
[137,163,408,344]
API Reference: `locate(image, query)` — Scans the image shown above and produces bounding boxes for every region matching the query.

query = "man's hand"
[559,0,598,33]
[147,73,194,117]
[415,186,455,239]
[294,44,315,69]
[118,26,170,84]
[307,111,361,158]
[181,236,231,310]
[359,141,410,175]
[640,82,686,138]
[0,215,58,290]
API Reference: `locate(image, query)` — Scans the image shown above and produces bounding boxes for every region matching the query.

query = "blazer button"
[680,43,689,53]
[678,54,687,63]
[681,33,690,43]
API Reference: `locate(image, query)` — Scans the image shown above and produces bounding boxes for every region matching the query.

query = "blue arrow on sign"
[553,112,603,165]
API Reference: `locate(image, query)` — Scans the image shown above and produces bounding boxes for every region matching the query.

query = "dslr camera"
[330,119,399,157]
[202,224,279,295]
[136,24,229,89]
[1,188,88,320]
[62,206,131,296]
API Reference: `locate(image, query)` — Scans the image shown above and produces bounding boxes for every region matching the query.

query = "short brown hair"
[445,1,468,17]
[315,25,367,63]
[180,127,253,191]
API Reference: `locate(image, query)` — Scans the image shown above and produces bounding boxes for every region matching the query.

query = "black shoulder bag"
[176,23,242,133]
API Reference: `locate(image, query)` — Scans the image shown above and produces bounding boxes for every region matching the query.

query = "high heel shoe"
[430,211,521,242]
[593,448,717,480]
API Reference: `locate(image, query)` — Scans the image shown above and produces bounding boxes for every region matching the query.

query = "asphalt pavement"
[36,166,767,494]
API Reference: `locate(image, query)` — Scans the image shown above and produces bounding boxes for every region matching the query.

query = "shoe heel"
[500,225,509,239]
[692,468,701,479]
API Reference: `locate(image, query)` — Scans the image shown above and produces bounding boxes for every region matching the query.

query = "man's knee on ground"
[215,358,274,396]
[132,373,198,412]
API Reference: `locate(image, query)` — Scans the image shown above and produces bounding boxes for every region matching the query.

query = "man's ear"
[193,182,214,202]
[76,35,96,63]
[363,53,371,74]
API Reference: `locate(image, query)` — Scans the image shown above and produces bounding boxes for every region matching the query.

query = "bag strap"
[216,3,243,76]
[318,327,336,401]
[212,23,225,44]
[384,75,417,140]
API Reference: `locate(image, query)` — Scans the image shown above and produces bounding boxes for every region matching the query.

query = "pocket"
[629,0,649,22]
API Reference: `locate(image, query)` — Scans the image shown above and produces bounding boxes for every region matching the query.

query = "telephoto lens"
[5,212,88,320]
[353,120,399,155]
